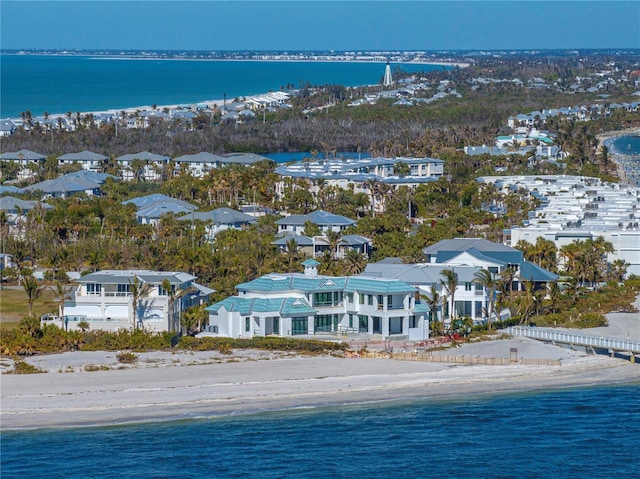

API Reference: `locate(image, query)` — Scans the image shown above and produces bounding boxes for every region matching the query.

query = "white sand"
[2,338,638,430]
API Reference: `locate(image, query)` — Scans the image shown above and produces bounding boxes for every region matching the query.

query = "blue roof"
[177,207,256,225]
[206,295,316,317]
[520,261,559,282]
[276,210,356,227]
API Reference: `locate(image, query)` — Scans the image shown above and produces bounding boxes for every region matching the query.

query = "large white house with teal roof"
[202,259,430,340]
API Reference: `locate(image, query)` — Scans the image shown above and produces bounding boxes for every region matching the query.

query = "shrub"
[12,359,45,374]
[116,351,138,363]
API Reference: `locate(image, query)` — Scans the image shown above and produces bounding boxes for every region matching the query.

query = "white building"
[56,270,213,332]
[202,259,429,341]
[478,175,640,276]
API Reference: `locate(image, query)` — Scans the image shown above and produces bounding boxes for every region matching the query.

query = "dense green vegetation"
[1,54,639,355]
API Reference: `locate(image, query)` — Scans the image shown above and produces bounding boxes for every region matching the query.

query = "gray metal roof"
[0,196,52,212]
[57,150,108,161]
[78,270,197,285]
[0,149,46,161]
[116,151,170,163]
[178,207,257,225]
[276,210,356,227]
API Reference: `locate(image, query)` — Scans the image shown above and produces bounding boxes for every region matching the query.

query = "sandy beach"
[2,302,639,430]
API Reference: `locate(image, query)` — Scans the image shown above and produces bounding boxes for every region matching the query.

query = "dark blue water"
[0,54,444,118]
[2,384,639,478]
[611,135,640,155]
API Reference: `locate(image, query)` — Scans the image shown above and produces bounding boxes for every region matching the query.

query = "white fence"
[508,326,640,354]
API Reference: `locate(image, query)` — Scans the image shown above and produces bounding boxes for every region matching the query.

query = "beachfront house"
[201,259,429,340]
[53,270,214,332]
[364,238,558,325]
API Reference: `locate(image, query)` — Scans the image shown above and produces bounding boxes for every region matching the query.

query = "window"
[346,293,354,304]
[314,292,334,307]
[87,283,101,294]
[348,314,354,329]
[488,267,499,274]
[368,295,374,306]
[377,295,384,309]
[117,283,130,293]
[314,315,335,333]
[292,317,308,335]
[245,317,251,332]
[358,315,368,333]
[465,282,472,291]
[359,293,365,305]
[409,315,418,328]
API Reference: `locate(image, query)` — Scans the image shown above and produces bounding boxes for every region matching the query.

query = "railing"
[508,326,640,354]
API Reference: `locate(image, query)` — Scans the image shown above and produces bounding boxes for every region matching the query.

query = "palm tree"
[421,284,440,337]
[162,278,183,333]
[129,276,151,329]
[440,269,458,332]
[342,248,367,275]
[473,268,498,330]
[324,230,343,259]
[51,280,72,329]
[22,275,43,318]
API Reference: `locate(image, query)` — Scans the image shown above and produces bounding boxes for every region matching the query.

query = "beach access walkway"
[508,326,640,357]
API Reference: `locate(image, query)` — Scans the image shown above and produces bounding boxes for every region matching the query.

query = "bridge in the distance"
[507,326,640,357]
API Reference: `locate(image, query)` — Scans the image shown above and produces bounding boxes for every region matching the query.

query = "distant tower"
[383,60,393,87]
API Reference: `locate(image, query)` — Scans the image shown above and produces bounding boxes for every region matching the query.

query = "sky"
[1,1,639,51]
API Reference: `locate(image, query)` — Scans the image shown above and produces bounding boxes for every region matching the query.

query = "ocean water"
[611,135,640,156]
[0,55,444,118]
[2,384,639,478]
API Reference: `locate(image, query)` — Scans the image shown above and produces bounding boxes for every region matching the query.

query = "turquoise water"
[2,384,639,478]
[0,55,444,118]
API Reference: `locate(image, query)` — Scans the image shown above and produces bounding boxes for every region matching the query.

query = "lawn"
[0,287,58,329]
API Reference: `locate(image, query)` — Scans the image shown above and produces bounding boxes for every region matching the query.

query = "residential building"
[122,194,197,225]
[272,233,373,259]
[275,210,357,236]
[116,151,170,181]
[57,150,109,173]
[177,207,257,241]
[202,259,429,340]
[478,175,640,276]
[56,270,213,332]
[364,238,558,324]
[23,170,116,198]
[0,149,46,180]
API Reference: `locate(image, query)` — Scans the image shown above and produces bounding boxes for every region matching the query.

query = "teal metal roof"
[206,295,316,317]
[413,302,429,313]
[236,274,347,293]
[344,276,416,294]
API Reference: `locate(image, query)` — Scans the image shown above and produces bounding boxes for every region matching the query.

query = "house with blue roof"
[57,150,109,173]
[177,207,257,240]
[201,259,429,340]
[116,151,170,181]
[364,238,558,325]
[23,170,117,198]
[0,149,46,180]
[122,193,197,225]
[272,233,373,259]
[275,210,356,236]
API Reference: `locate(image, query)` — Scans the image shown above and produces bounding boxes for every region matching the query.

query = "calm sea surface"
[0,55,444,118]
[2,384,639,478]
[611,135,640,155]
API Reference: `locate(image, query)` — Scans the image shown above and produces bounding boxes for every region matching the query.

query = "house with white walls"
[54,270,213,332]
[202,259,429,340]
